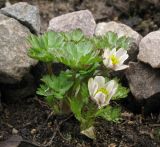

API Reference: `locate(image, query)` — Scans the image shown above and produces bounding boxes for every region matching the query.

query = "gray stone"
[138,31,160,68]
[95,21,142,62]
[95,21,142,46]
[48,10,96,36]
[0,14,37,84]
[0,135,38,147]
[125,62,160,100]
[0,135,22,147]
[1,2,40,33]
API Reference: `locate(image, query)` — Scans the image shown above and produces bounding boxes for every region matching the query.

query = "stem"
[47,62,53,75]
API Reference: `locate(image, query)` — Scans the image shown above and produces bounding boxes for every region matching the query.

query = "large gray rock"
[48,10,96,36]
[0,14,37,84]
[95,21,142,46]
[95,21,142,62]
[1,2,40,34]
[125,62,160,100]
[138,31,160,68]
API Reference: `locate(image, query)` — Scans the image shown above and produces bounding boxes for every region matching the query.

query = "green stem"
[47,62,53,75]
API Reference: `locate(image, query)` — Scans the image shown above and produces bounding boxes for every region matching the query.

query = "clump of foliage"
[28,29,130,139]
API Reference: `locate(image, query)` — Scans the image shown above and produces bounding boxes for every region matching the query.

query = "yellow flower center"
[110,54,119,65]
[96,87,109,95]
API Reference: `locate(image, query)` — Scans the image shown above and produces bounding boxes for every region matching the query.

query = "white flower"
[103,48,129,71]
[88,76,118,108]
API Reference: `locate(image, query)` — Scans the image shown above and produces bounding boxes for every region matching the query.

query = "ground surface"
[0,0,160,146]
[0,97,160,147]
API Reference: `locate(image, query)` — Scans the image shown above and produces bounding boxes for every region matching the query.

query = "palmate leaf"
[28,29,101,70]
[54,41,101,70]
[61,29,85,42]
[92,31,130,50]
[28,31,64,62]
[112,83,129,100]
[96,106,121,122]
[37,71,73,101]
[69,98,83,121]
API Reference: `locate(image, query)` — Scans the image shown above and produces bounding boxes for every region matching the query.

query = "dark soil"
[0,0,160,146]
[0,97,160,147]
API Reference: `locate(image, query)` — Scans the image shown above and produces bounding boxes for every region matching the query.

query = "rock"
[31,129,37,135]
[1,2,40,34]
[138,31,160,68]
[48,10,96,36]
[0,0,5,8]
[0,135,38,147]
[95,21,142,62]
[125,62,160,100]
[95,21,142,46]
[0,135,22,147]
[12,128,19,135]
[0,14,37,84]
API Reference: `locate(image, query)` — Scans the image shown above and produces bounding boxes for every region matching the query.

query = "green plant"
[28,29,130,139]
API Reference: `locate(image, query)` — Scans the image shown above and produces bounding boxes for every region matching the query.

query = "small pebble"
[108,143,116,147]
[12,128,18,134]
[31,128,37,135]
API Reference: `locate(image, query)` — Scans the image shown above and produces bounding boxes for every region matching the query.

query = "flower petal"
[106,80,118,96]
[119,54,129,64]
[94,92,106,108]
[103,58,109,67]
[103,49,110,58]
[94,76,105,88]
[116,48,127,58]
[88,78,98,97]
[114,64,129,71]
[110,48,117,55]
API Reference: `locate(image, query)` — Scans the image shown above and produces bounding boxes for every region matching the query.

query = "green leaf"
[112,83,129,100]
[79,83,89,104]
[37,70,74,101]
[69,98,83,121]
[92,31,130,50]
[27,31,65,62]
[54,40,100,70]
[70,29,85,42]
[96,106,121,122]
[61,29,85,42]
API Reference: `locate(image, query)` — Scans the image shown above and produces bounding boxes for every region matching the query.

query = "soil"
[0,97,160,147]
[0,0,160,146]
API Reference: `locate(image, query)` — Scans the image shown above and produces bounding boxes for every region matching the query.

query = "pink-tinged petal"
[88,78,98,97]
[103,58,109,67]
[116,48,127,58]
[110,48,117,55]
[105,80,118,105]
[94,76,105,88]
[103,49,110,58]
[107,59,114,69]
[94,92,106,108]
[109,85,118,98]
[119,54,129,64]
[114,65,129,71]
[104,95,112,106]
[105,80,116,92]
